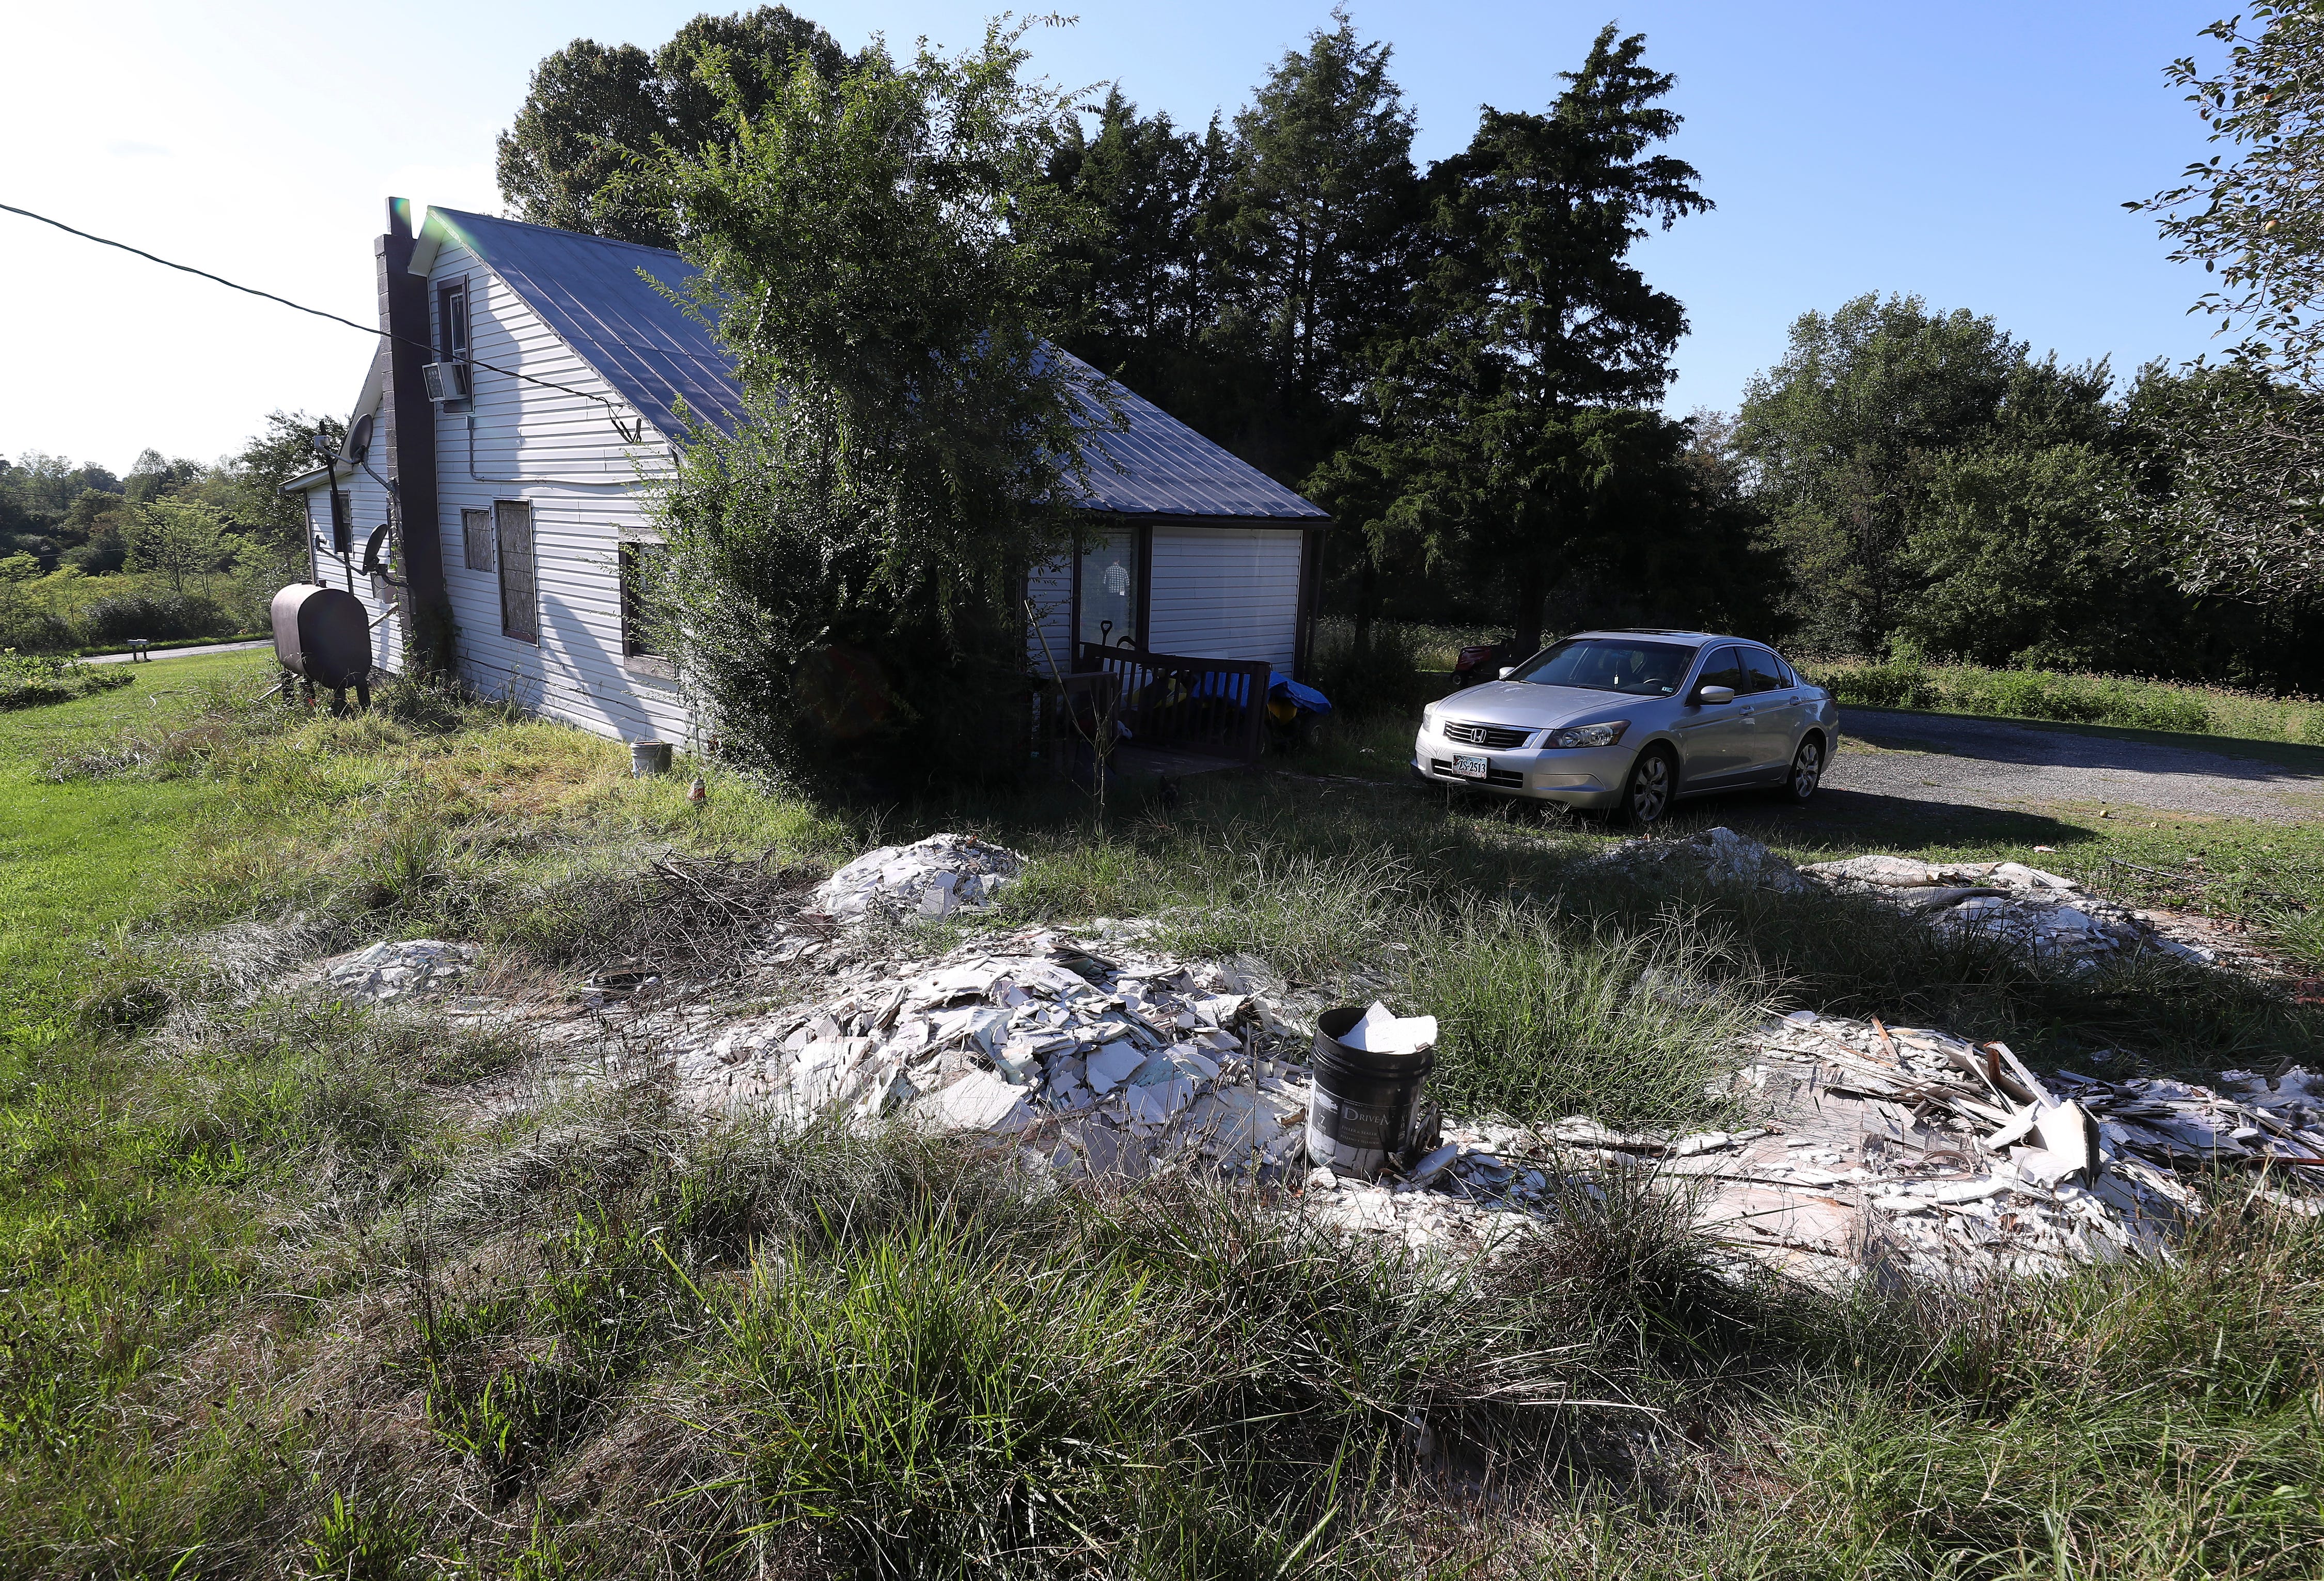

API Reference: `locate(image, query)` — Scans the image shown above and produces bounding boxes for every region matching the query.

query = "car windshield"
[1508,638,1695,697]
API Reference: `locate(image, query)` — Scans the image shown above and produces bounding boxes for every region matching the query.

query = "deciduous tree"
[1734,294,2109,651]
[497,7,850,247]
[616,22,1114,787]
[124,499,231,598]
[2130,4,2324,603]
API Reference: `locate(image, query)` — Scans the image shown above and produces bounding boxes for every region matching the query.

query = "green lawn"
[0,652,258,1040]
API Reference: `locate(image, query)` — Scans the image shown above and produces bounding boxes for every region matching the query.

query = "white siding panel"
[1025,556,1074,676]
[1144,527,1304,670]
[316,402,408,680]
[422,239,694,745]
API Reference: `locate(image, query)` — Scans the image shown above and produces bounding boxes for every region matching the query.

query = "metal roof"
[430,208,1327,522]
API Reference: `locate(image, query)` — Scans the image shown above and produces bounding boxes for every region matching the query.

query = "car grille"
[1431,758,1526,788]
[1440,721,1532,749]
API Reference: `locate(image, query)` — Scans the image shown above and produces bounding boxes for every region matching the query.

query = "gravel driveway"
[1826,708,2324,823]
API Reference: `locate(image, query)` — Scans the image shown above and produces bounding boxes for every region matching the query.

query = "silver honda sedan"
[1410,630,1842,824]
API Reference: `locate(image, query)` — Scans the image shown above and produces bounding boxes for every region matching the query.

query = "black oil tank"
[271,584,372,689]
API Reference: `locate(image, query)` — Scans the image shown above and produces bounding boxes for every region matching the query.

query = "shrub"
[1311,617,1437,716]
[0,568,272,653]
[77,589,240,645]
[630,30,1105,794]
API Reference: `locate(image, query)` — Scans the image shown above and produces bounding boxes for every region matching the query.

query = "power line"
[0,199,648,441]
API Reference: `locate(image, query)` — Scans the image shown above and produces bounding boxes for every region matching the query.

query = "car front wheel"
[1784,736,1824,804]
[1621,748,1674,826]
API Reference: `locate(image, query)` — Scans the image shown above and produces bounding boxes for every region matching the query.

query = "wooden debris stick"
[1809,1028,2014,1125]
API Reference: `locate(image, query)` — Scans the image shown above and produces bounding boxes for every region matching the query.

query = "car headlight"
[1549,720,1629,748]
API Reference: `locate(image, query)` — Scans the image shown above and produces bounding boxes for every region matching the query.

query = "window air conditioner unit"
[421,360,472,403]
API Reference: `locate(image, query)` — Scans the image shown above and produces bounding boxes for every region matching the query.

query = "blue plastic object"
[1269,671,1333,716]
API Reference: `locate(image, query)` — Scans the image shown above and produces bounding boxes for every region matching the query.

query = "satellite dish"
[361,525,391,577]
[345,412,373,462]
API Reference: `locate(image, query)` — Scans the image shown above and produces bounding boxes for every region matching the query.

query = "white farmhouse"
[283,199,1329,756]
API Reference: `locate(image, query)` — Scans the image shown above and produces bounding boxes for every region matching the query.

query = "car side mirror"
[1496,665,1515,680]
[1696,684,1736,705]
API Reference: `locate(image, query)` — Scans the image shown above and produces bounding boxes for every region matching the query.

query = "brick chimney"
[376,196,454,671]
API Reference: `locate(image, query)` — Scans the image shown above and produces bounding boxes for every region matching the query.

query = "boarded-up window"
[620,541,666,656]
[495,499,536,642]
[462,508,494,572]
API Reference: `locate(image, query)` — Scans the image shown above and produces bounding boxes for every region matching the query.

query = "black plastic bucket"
[1306,1005,1439,1177]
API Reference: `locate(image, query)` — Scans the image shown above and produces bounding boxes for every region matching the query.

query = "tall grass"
[1309,616,1440,717]
[1807,655,2324,742]
[1414,904,1765,1127]
[386,1111,1762,1578]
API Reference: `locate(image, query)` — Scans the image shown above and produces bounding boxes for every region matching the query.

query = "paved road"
[1827,708,2324,822]
[84,639,270,666]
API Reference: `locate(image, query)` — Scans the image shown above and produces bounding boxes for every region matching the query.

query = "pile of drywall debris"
[1300,1126,1565,1257]
[1802,853,2216,966]
[320,940,477,1005]
[298,833,2311,1281]
[1594,825,1812,893]
[1603,828,2219,968]
[811,834,1024,925]
[636,924,1315,1175]
[1689,1009,2323,1281]
[586,891,2321,1277]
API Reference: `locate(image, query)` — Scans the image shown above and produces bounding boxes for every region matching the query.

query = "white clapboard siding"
[300,405,410,681]
[1144,527,1304,669]
[422,239,691,745]
[1025,556,1075,677]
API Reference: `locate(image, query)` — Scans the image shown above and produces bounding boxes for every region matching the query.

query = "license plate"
[1450,754,1489,779]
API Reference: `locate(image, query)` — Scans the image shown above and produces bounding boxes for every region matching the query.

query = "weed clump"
[0,649,134,710]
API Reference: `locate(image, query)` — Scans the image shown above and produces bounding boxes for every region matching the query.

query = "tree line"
[0,412,339,650]
[1727,299,2318,688]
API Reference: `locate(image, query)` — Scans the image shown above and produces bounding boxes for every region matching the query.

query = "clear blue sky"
[0,0,2230,474]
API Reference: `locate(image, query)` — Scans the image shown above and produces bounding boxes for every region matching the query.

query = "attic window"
[438,281,467,360]
[436,280,470,410]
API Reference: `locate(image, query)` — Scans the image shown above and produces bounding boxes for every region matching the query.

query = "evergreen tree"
[1042,91,1245,425]
[1214,12,1422,483]
[1338,25,1713,654]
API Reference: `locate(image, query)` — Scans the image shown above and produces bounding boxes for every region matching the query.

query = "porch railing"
[1074,641,1271,765]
